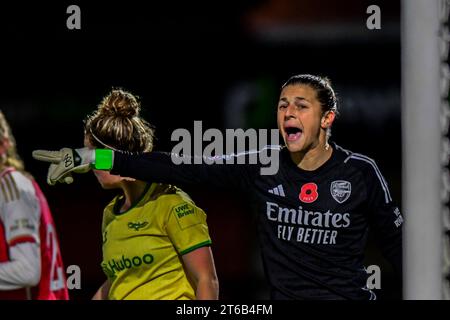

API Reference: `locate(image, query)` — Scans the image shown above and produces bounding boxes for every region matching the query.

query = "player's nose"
[284,104,296,119]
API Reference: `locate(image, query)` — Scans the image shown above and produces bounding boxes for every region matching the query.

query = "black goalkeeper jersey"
[110,142,403,300]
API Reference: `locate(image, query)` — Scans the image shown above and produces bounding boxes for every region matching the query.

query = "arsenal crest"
[330,180,351,204]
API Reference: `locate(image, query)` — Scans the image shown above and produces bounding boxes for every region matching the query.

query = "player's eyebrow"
[279,97,311,103]
[294,96,311,103]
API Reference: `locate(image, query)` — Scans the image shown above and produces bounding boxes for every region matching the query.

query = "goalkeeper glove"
[32,148,113,185]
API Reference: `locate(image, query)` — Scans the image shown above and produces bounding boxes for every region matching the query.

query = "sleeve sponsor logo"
[393,207,404,228]
[175,203,195,218]
[173,203,201,230]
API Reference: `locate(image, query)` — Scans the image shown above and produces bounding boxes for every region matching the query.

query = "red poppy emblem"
[299,183,319,203]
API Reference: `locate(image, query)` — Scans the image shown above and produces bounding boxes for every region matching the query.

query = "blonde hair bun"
[98,89,140,118]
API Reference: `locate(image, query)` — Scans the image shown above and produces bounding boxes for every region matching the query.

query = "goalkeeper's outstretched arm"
[32,148,258,191]
[32,148,110,185]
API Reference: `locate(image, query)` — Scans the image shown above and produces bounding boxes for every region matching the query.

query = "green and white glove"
[32,148,114,185]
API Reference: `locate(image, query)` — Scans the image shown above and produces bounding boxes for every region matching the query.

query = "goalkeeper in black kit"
[33,74,403,300]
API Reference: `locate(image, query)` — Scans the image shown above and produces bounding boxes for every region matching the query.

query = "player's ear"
[321,111,335,130]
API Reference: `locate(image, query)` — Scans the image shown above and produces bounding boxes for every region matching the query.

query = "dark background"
[0,0,401,299]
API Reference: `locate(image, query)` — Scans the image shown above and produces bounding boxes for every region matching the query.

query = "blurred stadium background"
[0,0,447,299]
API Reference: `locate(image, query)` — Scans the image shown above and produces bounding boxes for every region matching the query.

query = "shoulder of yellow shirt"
[103,183,201,217]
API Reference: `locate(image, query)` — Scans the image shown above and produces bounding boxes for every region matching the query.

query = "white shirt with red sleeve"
[0,168,41,292]
[0,168,68,299]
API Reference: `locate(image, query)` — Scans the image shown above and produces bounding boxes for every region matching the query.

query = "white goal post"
[402,0,450,300]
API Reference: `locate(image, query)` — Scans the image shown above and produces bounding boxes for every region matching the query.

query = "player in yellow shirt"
[84,89,218,300]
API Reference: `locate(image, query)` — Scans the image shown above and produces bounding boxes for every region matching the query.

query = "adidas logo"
[268,184,285,197]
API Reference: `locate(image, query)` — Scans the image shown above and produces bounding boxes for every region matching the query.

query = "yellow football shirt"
[100,183,212,300]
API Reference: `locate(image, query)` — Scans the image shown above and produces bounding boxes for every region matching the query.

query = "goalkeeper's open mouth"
[284,125,303,142]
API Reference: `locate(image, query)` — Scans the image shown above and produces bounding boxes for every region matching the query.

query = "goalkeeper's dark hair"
[282,74,339,139]
[0,110,25,171]
[282,74,338,115]
[84,89,155,153]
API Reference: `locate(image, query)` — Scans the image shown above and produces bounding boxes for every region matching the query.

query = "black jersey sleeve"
[364,160,404,276]
[110,151,259,192]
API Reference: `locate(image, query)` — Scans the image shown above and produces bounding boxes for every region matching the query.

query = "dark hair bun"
[98,89,140,118]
